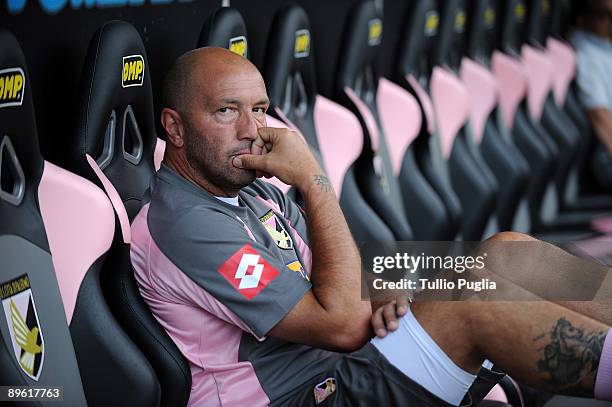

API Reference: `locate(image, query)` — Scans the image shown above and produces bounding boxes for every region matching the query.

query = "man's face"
[182,64,269,191]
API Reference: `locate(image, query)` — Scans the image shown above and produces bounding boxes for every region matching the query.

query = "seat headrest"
[0,29,41,187]
[498,0,528,55]
[0,29,48,247]
[467,0,500,63]
[433,0,468,70]
[198,7,249,58]
[73,20,157,218]
[396,0,439,80]
[264,4,319,149]
[526,0,549,47]
[335,0,384,100]
[547,0,565,39]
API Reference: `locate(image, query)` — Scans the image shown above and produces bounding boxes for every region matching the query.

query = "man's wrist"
[298,172,333,196]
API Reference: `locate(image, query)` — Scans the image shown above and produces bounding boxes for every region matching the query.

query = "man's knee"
[487,231,536,242]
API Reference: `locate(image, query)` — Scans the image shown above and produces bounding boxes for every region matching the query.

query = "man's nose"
[236,111,262,140]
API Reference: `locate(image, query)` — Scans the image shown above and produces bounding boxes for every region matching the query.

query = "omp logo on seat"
[218,244,280,300]
[294,29,311,58]
[229,36,247,57]
[122,55,145,88]
[484,6,495,28]
[515,2,526,22]
[454,9,467,33]
[368,18,382,46]
[424,11,439,36]
[0,68,25,108]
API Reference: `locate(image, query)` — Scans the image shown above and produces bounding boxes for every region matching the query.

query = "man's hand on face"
[371,297,409,338]
[233,127,323,190]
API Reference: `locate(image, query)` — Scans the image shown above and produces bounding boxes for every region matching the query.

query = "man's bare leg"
[412,300,609,398]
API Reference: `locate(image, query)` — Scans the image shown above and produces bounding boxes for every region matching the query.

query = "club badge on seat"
[259,210,294,250]
[314,377,336,404]
[1,274,44,381]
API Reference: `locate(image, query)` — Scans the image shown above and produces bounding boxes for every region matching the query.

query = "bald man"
[130,47,612,406]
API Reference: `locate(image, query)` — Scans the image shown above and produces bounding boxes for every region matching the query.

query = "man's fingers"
[371,307,387,338]
[257,126,286,144]
[396,296,409,316]
[383,301,398,331]
[251,136,266,156]
[233,154,268,172]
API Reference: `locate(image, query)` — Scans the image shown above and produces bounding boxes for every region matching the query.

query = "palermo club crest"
[1,274,44,380]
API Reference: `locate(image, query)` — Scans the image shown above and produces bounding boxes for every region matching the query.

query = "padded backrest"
[460,57,499,144]
[0,28,89,405]
[376,78,422,175]
[521,44,554,120]
[434,0,469,71]
[198,6,250,58]
[72,21,158,225]
[313,96,364,196]
[498,0,528,56]
[263,4,320,150]
[491,50,527,129]
[467,0,501,64]
[430,66,471,159]
[547,37,576,107]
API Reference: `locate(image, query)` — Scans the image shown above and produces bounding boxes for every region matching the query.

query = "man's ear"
[161,108,185,148]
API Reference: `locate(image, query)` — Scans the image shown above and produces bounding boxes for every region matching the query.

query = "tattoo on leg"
[313,175,333,193]
[535,318,606,396]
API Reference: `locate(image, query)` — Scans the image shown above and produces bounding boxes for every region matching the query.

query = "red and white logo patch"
[218,244,280,300]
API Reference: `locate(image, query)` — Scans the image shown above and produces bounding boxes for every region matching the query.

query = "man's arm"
[586,107,612,156]
[235,127,371,351]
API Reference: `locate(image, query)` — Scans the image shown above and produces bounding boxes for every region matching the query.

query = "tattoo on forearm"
[313,175,333,193]
[535,318,606,396]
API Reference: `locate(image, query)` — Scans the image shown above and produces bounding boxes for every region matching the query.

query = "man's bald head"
[162,47,261,115]
[159,46,269,197]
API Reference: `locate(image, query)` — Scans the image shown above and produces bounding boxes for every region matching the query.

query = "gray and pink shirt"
[130,165,344,406]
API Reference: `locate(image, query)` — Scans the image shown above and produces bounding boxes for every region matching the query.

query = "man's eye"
[219,107,229,113]
[253,107,266,113]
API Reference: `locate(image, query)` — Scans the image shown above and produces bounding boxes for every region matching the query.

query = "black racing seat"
[414,0,499,240]
[399,1,497,240]
[495,0,599,238]
[68,20,191,407]
[333,0,416,241]
[261,3,396,247]
[0,28,89,407]
[0,28,159,407]
[464,0,530,233]
[394,0,464,240]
